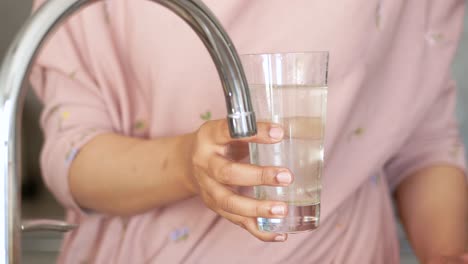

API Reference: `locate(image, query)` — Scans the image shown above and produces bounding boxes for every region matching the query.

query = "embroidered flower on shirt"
[103,2,111,24]
[170,227,190,242]
[200,110,212,121]
[61,111,71,120]
[58,110,70,131]
[353,127,364,136]
[375,0,383,30]
[370,174,380,185]
[348,127,365,141]
[134,120,146,131]
[68,70,77,80]
[426,32,445,45]
[65,147,79,165]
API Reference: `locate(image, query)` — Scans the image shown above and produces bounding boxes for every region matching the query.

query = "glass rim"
[239,51,329,57]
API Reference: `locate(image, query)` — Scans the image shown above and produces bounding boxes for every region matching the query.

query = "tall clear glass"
[241,52,329,233]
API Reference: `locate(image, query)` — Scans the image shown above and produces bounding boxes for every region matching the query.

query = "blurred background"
[1,1,467,263]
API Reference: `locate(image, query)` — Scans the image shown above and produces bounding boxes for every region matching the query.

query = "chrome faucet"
[0,0,257,262]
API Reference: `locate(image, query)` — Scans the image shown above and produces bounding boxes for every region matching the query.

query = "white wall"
[0,0,33,58]
[454,14,468,145]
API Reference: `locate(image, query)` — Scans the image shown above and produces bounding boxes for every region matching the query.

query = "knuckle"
[199,120,212,132]
[219,194,236,212]
[197,121,216,142]
[191,156,207,176]
[191,139,206,162]
[219,162,235,184]
[206,155,217,175]
[195,126,206,142]
[218,120,231,140]
[256,167,270,185]
[191,155,202,168]
[219,145,228,157]
[218,120,229,133]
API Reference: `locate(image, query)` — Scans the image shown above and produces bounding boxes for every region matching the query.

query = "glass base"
[257,203,320,233]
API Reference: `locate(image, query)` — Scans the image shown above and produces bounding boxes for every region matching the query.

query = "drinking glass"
[241,52,329,233]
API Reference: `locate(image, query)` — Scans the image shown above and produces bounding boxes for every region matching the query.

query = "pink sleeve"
[30,1,114,213]
[385,80,467,190]
[384,1,467,190]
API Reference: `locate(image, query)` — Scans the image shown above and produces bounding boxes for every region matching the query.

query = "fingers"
[209,154,293,186]
[196,119,291,242]
[217,210,288,242]
[201,176,288,218]
[203,119,284,145]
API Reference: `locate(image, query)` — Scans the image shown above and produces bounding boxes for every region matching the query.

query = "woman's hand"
[188,119,293,242]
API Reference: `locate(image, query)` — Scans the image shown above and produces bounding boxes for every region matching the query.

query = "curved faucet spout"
[0,0,256,262]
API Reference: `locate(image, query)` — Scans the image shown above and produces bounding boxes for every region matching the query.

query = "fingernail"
[269,127,283,140]
[274,235,286,242]
[276,172,292,184]
[271,205,286,215]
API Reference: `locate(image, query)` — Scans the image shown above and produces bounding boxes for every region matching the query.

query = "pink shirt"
[30,0,466,263]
